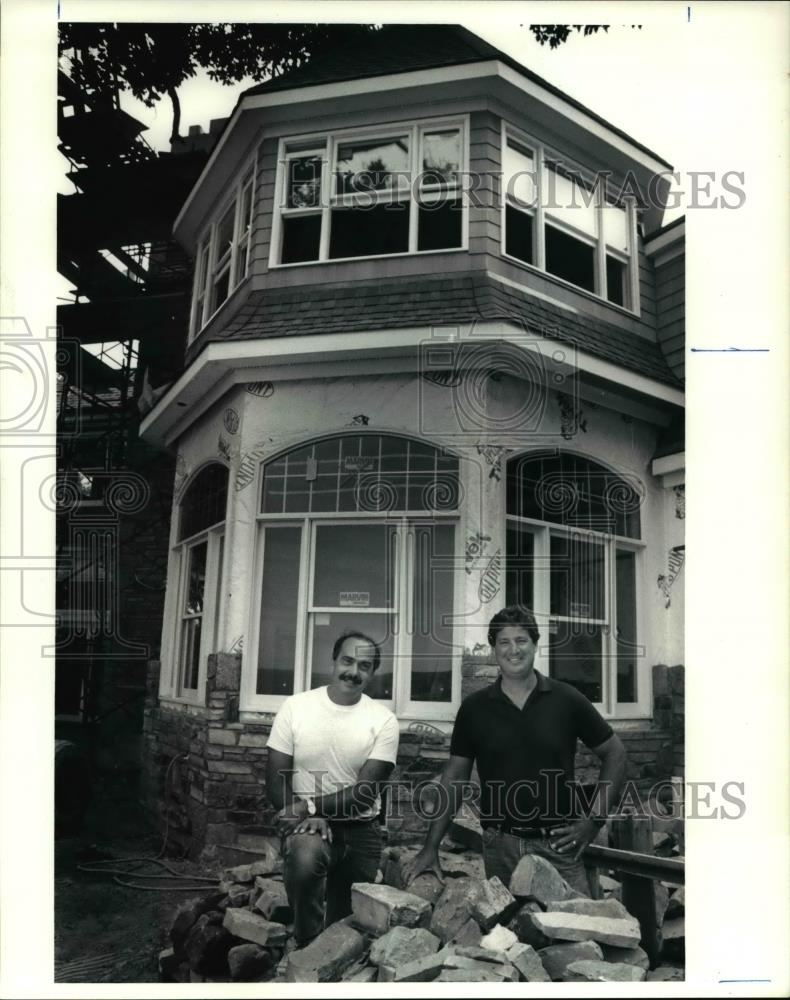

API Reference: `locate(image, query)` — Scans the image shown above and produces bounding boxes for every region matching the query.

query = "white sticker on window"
[339,592,370,607]
[569,602,591,618]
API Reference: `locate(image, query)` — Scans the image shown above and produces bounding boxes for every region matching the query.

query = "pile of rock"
[159,848,684,983]
[159,856,294,982]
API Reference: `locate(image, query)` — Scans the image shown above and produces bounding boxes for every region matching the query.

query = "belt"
[497,823,564,840]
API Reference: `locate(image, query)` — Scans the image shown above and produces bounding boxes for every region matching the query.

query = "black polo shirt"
[450,671,613,828]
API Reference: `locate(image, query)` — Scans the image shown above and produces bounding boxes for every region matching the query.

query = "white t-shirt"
[267,686,400,821]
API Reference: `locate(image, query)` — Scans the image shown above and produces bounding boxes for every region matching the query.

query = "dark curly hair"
[487,605,540,647]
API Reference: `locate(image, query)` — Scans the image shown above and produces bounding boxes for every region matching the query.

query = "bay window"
[190,162,256,339]
[505,451,645,716]
[171,463,228,700]
[273,118,466,266]
[502,127,637,311]
[247,434,460,718]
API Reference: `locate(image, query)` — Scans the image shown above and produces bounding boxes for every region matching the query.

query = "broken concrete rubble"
[184,914,234,976]
[369,925,440,971]
[253,882,292,924]
[227,943,273,981]
[538,940,605,980]
[351,882,432,934]
[564,959,647,982]
[508,854,573,906]
[647,965,685,981]
[469,875,517,930]
[479,923,518,952]
[600,943,650,969]
[285,922,366,982]
[222,909,287,948]
[429,876,481,943]
[447,918,483,948]
[505,941,551,982]
[531,911,642,948]
[545,896,630,920]
[507,901,551,950]
[160,839,684,984]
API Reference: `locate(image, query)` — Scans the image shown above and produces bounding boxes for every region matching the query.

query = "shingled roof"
[188,272,682,390]
[242,25,671,169]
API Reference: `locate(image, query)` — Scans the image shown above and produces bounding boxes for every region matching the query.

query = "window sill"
[157,695,208,715]
[269,246,468,270]
[238,707,457,728]
[501,250,640,320]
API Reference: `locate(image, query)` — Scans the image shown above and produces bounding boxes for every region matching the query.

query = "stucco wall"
[157,360,679,721]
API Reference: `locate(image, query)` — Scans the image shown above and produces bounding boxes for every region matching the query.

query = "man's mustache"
[339,673,363,685]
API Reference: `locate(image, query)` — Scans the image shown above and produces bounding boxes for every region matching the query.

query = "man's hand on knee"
[274,800,308,837]
[292,816,333,842]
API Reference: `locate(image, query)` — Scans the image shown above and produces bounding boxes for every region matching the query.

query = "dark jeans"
[282,820,382,945]
[482,826,591,897]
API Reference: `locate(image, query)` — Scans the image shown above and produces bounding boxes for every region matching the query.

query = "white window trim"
[189,153,258,342]
[170,527,225,705]
[269,114,470,269]
[500,120,641,315]
[159,464,231,705]
[505,514,649,719]
[243,508,462,720]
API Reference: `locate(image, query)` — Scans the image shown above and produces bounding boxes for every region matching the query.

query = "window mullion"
[408,125,419,254]
[319,139,333,261]
[535,145,546,270]
[628,200,640,313]
[395,521,412,712]
[595,187,606,298]
[604,538,616,714]
[294,518,312,693]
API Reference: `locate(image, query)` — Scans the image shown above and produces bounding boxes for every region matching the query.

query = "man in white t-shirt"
[266,630,399,946]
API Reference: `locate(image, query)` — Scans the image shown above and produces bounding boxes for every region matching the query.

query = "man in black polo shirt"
[403,605,627,895]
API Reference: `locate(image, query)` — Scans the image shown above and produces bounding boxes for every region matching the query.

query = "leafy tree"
[528,24,640,48]
[58,23,377,144]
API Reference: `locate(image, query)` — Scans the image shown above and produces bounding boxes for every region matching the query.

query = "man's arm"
[266,747,297,811]
[291,758,395,828]
[551,733,628,859]
[402,754,474,885]
[588,733,628,822]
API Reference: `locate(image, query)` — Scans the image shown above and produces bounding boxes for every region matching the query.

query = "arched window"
[506,451,644,714]
[173,463,228,700]
[249,434,460,718]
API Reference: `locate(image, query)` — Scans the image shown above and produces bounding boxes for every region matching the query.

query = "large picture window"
[247,434,460,718]
[171,463,228,700]
[273,118,466,266]
[505,451,645,716]
[502,127,637,311]
[190,162,256,339]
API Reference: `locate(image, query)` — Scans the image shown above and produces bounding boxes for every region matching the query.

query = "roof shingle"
[188,272,683,390]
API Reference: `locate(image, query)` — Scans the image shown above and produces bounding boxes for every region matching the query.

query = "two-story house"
[139,25,685,858]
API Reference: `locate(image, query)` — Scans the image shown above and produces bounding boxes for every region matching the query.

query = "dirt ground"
[54,771,216,984]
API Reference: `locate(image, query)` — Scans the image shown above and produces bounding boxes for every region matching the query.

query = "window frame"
[189,155,257,341]
[161,463,230,705]
[506,515,647,718]
[243,435,463,720]
[500,121,640,315]
[504,449,648,718]
[269,115,470,268]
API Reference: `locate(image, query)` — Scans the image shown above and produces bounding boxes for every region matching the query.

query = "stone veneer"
[142,654,683,859]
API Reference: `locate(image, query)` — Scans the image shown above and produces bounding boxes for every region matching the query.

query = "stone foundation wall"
[651,664,685,778]
[142,656,684,857]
